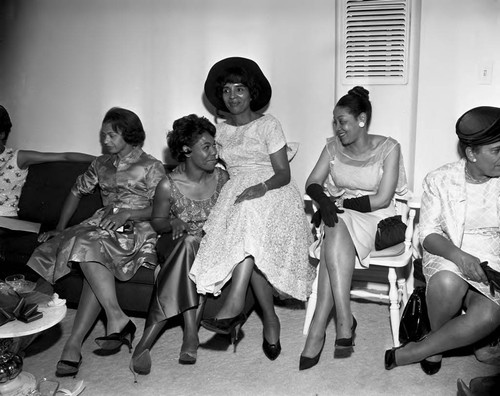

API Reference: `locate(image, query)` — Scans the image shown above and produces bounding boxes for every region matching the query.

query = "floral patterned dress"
[0,148,28,217]
[189,114,315,301]
[27,147,165,283]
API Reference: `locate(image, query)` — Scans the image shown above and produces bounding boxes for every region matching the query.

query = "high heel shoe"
[263,337,281,361]
[420,358,442,375]
[129,349,151,383]
[299,334,326,371]
[95,320,136,353]
[55,355,82,378]
[201,313,246,353]
[384,343,409,370]
[334,316,357,358]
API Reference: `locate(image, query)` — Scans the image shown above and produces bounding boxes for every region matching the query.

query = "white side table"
[0,293,66,396]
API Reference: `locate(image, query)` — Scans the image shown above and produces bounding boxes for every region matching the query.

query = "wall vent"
[341,0,411,85]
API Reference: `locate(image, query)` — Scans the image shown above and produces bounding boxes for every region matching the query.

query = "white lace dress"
[189,114,315,301]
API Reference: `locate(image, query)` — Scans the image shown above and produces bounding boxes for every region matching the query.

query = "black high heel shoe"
[55,355,82,378]
[420,358,442,375]
[263,337,281,361]
[129,349,151,383]
[299,334,326,371]
[384,343,408,370]
[201,313,246,353]
[95,320,136,353]
[334,316,357,358]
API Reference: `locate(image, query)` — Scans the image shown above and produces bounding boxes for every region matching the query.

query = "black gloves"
[342,195,372,213]
[306,183,343,227]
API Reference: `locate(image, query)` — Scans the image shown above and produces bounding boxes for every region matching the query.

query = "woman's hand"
[99,209,130,231]
[453,251,489,284]
[170,218,188,239]
[38,230,62,243]
[235,183,267,204]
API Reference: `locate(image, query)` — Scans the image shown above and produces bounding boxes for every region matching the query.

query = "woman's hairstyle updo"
[102,107,146,146]
[336,86,372,128]
[167,114,216,162]
[215,66,261,104]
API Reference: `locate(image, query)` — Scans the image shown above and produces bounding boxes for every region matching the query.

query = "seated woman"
[189,57,315,361]
[130,114,229,378]
[26,107,165,377]
[301,86,407,370]
[385,106,500,375]
[0,104,95,219]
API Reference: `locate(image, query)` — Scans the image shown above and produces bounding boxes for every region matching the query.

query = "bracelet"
[261,182,268,193]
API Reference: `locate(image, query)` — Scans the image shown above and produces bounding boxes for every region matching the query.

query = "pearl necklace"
[465,164,490,184]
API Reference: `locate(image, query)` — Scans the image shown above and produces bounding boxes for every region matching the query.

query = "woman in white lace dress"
[300,86,407,370]
[385,106,500,375]
[190,57,315,361]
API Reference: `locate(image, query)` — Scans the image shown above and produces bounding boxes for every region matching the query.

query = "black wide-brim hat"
[204,57,272,113]
[456,106,500,146]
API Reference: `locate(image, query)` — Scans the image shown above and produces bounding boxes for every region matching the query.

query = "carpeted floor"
[22,298,498,396]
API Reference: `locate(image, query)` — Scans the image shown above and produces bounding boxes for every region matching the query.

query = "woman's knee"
[428,271,468,300]
[467,291,500,330]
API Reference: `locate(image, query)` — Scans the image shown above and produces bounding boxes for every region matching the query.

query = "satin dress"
[27,147,165,283]
[145,167,228,327]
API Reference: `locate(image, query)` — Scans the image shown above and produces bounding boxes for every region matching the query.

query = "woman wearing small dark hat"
[189,57,315,360]
[385,106,500,374]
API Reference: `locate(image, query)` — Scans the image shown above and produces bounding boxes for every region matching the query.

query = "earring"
[472,158,477,163]
[359,122,365,128]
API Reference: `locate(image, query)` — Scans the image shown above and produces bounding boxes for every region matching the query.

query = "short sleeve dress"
[310,135,407,268]
[0,148,28,217]
[189,114,316,301]
[27,147,166,283]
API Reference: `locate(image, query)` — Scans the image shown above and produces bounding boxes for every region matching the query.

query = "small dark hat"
[204,57,272,113]
[456,106,500,146]
[0,105,12,134]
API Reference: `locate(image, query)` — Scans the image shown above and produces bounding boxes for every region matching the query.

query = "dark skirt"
[146,233,200,328]
[145,232,255,328]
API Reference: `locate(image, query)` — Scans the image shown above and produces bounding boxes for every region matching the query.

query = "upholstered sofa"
[0,161,253,316]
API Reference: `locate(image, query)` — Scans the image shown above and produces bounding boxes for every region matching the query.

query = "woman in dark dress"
[130,114,228,378]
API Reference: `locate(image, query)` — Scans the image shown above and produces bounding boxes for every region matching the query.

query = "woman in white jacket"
[385,106,500,375]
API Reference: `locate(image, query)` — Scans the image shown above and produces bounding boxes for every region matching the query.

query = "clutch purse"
[374,215,407,251]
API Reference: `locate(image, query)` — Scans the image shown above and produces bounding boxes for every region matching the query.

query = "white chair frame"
[302,194,419,347]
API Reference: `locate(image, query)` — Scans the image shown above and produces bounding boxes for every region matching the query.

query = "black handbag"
[399,286,431,344]
[375,215,407,250]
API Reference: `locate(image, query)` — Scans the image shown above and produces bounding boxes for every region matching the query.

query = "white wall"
[413,0,500,195]
[0,0,335,192]
[1,0,500,196]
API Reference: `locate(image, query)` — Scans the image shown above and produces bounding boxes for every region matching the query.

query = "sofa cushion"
[18,161,102,230]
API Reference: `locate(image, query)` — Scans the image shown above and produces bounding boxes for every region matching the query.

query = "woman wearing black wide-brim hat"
[190,57,316,360]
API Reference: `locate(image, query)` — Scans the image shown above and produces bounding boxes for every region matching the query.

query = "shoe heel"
[129,360,138,384]
[230,323,242,353]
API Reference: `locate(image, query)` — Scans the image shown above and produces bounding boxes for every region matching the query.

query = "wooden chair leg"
[387,268,401,347]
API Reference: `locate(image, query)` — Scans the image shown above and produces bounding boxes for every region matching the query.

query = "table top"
[0,291,67,338]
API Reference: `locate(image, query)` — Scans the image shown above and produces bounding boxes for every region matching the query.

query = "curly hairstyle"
[102,107,146,146]
[336,86,372,128]
[167,114,216,162]
[215,66,261,105]
[0,105,12,142]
